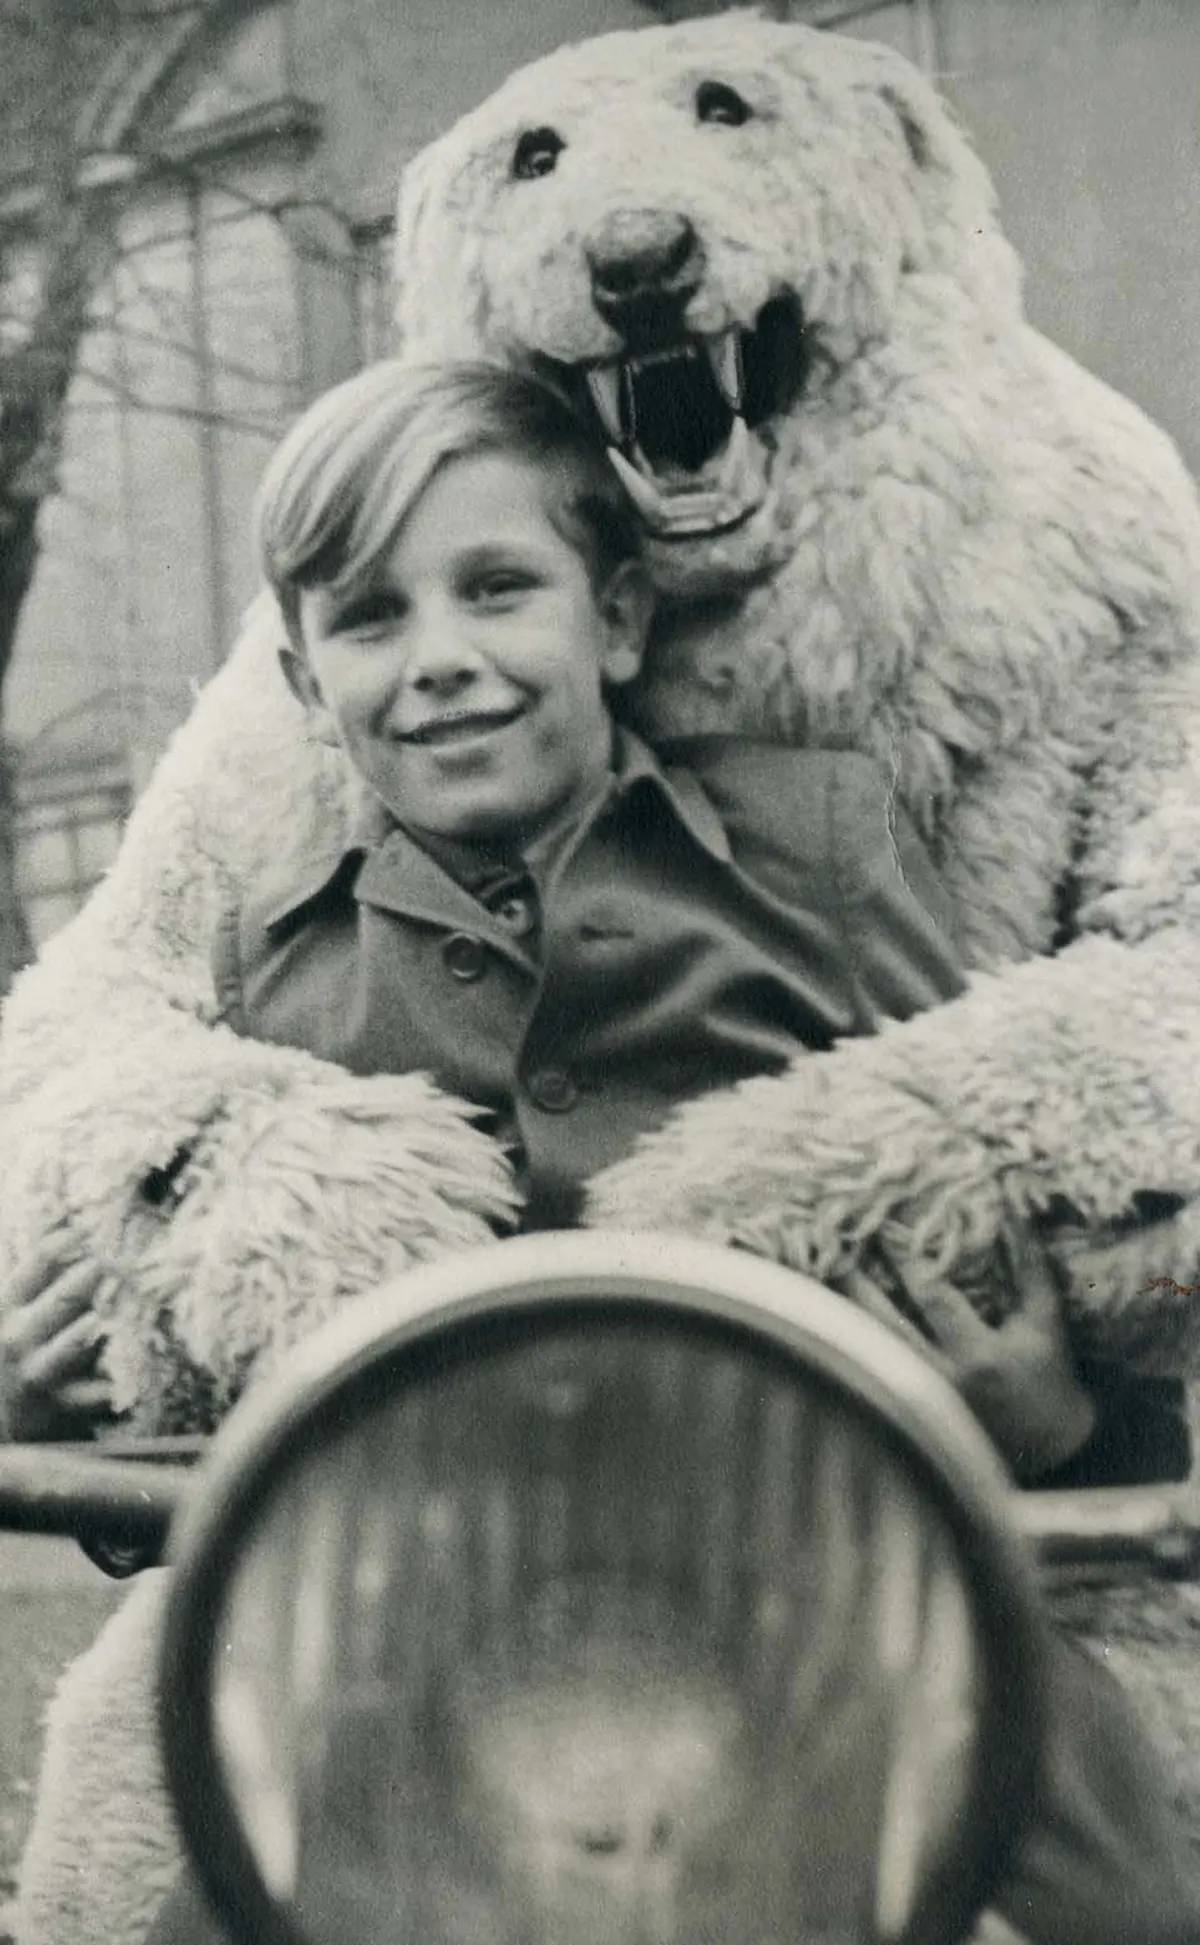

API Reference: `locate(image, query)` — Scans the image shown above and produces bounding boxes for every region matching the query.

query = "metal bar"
[1012,1484,1200,1576]
[4,1442,1200,1584]
[0,1446,189,1544]
[46,1435,208,1465]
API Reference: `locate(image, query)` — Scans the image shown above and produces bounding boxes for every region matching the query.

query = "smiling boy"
[239,358,972,1241]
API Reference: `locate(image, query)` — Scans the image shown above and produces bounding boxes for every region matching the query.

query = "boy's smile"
[288,451,648,850]
[395,702,525,748]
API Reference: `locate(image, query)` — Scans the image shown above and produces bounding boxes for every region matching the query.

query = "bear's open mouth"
[553,295,808,542]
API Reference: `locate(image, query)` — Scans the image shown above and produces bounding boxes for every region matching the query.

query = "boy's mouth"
[396,704,526,747]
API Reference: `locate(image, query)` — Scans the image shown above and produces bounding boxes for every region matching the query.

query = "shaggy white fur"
[13,1577,177,1945]
[13,1039,519,1428]
[8,13,1200,1945]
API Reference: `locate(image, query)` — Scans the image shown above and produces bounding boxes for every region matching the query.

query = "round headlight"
[160,1233,1046,1945]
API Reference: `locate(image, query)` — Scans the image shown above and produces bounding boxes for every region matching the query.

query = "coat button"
[527,1067,578,1113]
[442,932,487,981]
[495,892,536,938]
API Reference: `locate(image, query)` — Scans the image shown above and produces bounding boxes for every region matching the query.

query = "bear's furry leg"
[13,1573,180,1945]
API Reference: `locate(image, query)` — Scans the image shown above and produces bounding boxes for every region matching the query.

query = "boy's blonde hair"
[254,360,642,648]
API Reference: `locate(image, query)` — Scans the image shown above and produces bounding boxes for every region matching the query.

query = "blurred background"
[0,0,1196,1916]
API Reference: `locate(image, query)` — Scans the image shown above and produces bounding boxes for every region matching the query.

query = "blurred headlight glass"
[209,1313,984,1945]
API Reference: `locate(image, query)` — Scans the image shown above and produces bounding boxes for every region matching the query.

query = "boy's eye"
[467,569,536,602]
[330,591,406,636]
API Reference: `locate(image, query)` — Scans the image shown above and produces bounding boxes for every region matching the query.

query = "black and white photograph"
[1,3,1199,1942]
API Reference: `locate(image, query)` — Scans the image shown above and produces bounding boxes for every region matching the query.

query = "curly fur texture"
[8,1032,518,1429]
[8,13,1200,1943]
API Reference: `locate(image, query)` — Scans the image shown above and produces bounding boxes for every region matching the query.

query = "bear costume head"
[394,13,1011,596]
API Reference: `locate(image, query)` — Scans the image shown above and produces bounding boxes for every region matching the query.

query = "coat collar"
[619,728,732,864]
[257,726,731,937]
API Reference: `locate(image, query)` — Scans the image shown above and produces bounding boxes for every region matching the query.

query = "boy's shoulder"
[653,734,906,890]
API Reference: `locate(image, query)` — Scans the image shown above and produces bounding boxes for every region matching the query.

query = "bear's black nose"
[587,209,703,344]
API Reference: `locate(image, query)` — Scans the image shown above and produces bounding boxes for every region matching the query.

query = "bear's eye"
[512,127,565,179]
[696,81,752,127]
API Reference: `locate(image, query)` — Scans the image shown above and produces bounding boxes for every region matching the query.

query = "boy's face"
[286,451,649,849]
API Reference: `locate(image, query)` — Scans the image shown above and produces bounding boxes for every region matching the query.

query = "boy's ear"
[599,560,653,687]
[278,644,340,745]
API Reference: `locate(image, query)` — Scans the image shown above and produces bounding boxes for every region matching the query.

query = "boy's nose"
[407,631,484,694]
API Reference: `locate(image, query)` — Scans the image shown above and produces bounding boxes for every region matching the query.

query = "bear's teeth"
[607,446,670,524]
[585,364,626,445]
[706,330,744,411]
[724,415,754,486]
[606,428,765,539]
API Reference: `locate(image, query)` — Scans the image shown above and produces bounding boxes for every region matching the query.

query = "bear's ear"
[768,22,942,175]
[857,51,984,196]
[878,83,931,170]
[855,43,946,176]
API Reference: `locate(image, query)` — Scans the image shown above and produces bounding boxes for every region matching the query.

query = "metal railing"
[4,1427,1200,1584]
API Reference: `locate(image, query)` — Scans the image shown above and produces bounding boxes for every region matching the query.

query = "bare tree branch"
[69,360,282,438]
[0,0,370,986]
[0,0,96,982]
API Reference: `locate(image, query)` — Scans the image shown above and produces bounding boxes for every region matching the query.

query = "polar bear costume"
[8,14,1200,1945]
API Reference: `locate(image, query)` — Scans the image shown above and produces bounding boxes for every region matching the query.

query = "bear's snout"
[587,208,704,344]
